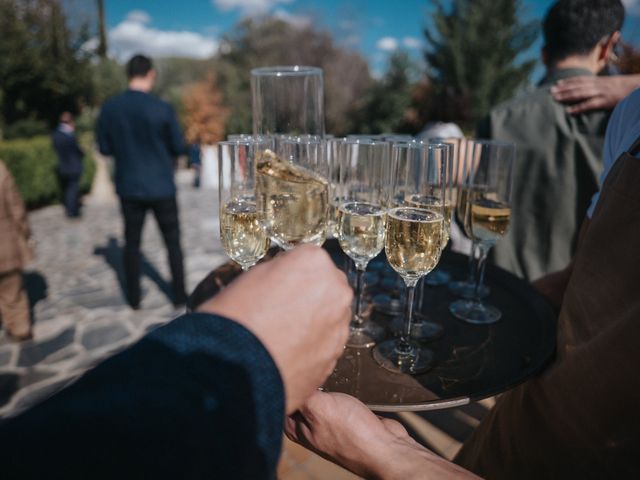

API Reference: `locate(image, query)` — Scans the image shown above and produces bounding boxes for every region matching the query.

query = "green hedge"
[0,134,96,208]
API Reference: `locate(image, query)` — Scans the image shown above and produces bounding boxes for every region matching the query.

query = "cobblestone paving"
[0,170,227,416]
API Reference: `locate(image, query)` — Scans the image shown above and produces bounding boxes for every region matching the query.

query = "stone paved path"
[0,168,227,415]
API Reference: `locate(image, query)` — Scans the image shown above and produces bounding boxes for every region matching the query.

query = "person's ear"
[600,31,621,64]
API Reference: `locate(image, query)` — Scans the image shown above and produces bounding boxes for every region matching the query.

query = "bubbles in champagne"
[337,201,386,267]
[469,197,511,244]
[220,198,270,269]
[256,150,328,249]
[405,194,452,249]
[385,207,443,282]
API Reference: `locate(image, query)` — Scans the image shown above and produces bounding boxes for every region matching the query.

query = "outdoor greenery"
[424,0,538,128]
[0,0,545,207]
[214,17,372,136]
[0,0,94,130]
[0,134,95,207]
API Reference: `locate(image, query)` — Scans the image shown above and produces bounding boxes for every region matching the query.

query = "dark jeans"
[59,174,80,217]
[120,197,187,307]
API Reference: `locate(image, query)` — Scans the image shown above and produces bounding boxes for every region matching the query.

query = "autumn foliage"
[182,73,229,145]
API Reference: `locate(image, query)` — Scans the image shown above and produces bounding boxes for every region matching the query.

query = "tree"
[182,73,229,145]
[0,0,94,129]
[424,0,538,128]
[349,50,418,134]
[215,17,372,135]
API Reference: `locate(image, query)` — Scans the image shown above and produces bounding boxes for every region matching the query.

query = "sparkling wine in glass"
[448,139,490,299]
[337,138,389,348]
[373,143,447,374]
[218,138,272,270]
[256,136,329,250]
[449,140,515,324]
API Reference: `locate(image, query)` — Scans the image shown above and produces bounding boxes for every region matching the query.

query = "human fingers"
[565,97,606,115]
[551,81,600,103]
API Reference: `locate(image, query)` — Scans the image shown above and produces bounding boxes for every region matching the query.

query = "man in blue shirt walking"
[97,55,187,309]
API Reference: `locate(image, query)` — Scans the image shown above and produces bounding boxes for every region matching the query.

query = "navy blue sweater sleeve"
[166,104,187,157]
[0,313,285,479]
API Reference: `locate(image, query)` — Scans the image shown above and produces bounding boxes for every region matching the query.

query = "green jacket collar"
[538,68,594,87]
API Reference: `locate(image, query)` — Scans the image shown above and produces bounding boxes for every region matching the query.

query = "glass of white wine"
[326,137,344,239]
[448,139,490,299]
[218,138,273,271]
[337,138,389,348]
[449,140,515,324]
[373,143,447,374]
[396,141,452,341]
[256,135,329,250]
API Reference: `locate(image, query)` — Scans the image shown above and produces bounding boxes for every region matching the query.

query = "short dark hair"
[126,54,153,79]
[543,0,624,64]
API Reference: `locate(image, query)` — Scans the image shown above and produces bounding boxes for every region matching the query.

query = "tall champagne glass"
[337,139,389,347]
[251,66,324,141]
[256,136,328,250]
[448,139,489,299]
[398,142,452,341]
[373,143,447,374]
[218,138,272,270]
[326,137,344,239]
[449,140,515,324]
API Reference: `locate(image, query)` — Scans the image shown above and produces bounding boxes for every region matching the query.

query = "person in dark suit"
[51,112,84,218]
[0,245,352,479]
[96,54,188,309]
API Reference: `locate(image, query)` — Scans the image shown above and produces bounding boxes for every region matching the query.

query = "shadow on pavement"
[24,271,48,309]
[93,236,173,304]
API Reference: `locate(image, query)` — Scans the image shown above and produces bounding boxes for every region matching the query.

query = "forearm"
[0,313,285,478]
[366,439,481,480]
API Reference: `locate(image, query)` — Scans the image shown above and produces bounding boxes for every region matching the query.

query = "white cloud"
[108,10,218,61]
[125,10,151,24]
[213,0,293,15]
[376,36,398,52]
[272,8,311,28]
[402,36,421,49]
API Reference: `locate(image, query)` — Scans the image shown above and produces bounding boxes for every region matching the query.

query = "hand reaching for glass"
[198,245,352,414]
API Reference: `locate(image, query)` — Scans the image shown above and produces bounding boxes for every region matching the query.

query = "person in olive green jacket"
[0,160,33,340]
[479,0,624,281]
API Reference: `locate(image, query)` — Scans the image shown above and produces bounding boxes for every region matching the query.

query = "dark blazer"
[51,127,84,177]
[0,313,285,479]
[96,90,187,199]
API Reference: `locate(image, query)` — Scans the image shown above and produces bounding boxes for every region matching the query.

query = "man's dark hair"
[126,54,153,79]
[543,0,624,64]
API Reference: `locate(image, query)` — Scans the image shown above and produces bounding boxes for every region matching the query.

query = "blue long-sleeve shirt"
[97,90,187,199]
[0,313,285,479]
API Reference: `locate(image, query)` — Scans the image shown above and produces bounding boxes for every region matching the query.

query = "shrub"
[3,118,50,140]
[0,134,95,208]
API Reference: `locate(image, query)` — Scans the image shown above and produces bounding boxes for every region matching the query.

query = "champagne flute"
[397,141,452,341]
[326,137,344,239]
[256,136,329,250]
[218,138,272,270]
[423,137,460,286]
[373,143,447,374]
[449,140,515,324]
[448,139,490,299]
[337,138,389,348]
[251,66,325,141]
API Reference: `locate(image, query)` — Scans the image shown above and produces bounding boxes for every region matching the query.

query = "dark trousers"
[60,175,80,217]
[119,197,187,307]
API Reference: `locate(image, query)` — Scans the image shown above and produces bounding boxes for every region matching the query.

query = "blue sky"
[102,0,640,81]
